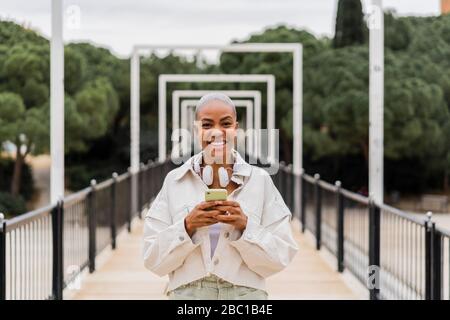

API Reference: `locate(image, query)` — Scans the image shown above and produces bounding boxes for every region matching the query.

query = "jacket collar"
[173,149,252,183]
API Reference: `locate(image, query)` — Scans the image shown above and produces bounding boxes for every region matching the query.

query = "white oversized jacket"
[142,151,299,295]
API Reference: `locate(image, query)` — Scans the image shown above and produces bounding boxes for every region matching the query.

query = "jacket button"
[246,233,253,240]
[179,235,184,241]
[224,232,230,238]
[206,272,211,277]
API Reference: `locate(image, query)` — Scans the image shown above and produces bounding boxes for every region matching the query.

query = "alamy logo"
[367,265,380,290]
[65,5,81,30]
[66,265,82,290]
[366,5,382,30]
[171,127,280,174]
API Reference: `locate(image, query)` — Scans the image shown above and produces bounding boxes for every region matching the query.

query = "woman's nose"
[209,128,224,140]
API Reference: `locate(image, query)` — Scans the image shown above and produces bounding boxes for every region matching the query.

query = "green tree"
[334,0,366,48]
[0,92,48,195]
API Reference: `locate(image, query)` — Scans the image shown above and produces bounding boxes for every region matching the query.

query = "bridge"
[1,160,449,300]
[1,0,450,301]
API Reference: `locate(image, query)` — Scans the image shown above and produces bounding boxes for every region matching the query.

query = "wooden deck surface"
[67,218,362,300]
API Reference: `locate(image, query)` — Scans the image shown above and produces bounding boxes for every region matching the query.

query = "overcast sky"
[0,0,441,58]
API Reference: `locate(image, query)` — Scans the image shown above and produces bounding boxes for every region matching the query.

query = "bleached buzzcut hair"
[195,92,237,119]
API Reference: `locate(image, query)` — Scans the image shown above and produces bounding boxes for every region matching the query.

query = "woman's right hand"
[184,201,221,237]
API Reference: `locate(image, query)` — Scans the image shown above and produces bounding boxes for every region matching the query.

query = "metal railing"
[0,160,173,300]
[274,162,450,300]
[1,158,449,300]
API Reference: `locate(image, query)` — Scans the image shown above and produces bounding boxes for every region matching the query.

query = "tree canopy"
[1,11,449,207]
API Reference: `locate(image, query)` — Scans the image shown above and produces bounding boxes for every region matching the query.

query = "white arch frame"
[172,90,262,157]
[179,99,255,157]
[159,74,276,163]
[180,99,254,133]
[172,90,261,136]
[130,43,302,174]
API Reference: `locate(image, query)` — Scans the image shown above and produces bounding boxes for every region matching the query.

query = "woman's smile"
[208,139,226,148]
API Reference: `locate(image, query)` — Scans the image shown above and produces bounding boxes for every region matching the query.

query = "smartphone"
[205,189,228,202]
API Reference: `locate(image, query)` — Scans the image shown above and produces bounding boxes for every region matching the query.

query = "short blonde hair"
[195,92,236,119]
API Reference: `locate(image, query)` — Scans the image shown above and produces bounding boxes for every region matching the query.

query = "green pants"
[167,274,268,300]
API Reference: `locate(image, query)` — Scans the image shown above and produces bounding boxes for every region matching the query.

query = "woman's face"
[196,100,238,164]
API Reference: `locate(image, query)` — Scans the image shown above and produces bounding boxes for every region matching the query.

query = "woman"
[143,93,298,300]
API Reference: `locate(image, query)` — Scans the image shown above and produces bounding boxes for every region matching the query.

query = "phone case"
[205,189,228,201]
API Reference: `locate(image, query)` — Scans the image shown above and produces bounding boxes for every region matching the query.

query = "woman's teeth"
[211,141,225,146]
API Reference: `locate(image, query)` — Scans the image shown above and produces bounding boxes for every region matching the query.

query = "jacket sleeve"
[229,171,299,278]
[142,174,201,277]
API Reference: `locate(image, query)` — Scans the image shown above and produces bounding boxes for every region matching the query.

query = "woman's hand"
[184,201,222,237]
[213,200,248,232]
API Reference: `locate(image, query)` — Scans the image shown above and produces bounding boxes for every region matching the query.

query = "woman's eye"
[222,122,232,127]
[202,123,212,128]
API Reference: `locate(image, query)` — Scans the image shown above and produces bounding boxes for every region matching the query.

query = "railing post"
[127,167,133,232]
[276,162,282,190]
[300,170,306,233]
[51,200,64,300]
[286,164,293,212]
[335,181,345,272]
[289,165,295,213]
[279,161,285,196]
[368,197,380,300]
[425,211,441,300]
[314,173,321,250]
[425,212,431,300]
[298,169,304,231]
[111,173,118,250]
[88,179,97,273]
[139,162,145,219]
[147,160,154,201]
[0,213,6,300]
[431,222,442,300]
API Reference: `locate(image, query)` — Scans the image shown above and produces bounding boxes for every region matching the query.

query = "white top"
[209,223,222,258]
[143,151,298,294]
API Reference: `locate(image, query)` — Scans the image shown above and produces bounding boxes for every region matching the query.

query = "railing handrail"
[94,178,114,190]
[5,203,54,231]
[116,171,131,183]
[302,173,316,184]
[340,188,370,205]
[317,179,338,193]
[302,170,433,226]
[435,224,450,238]
[63,186,92,206]
[3,169,135,229]
[378,202,427,226]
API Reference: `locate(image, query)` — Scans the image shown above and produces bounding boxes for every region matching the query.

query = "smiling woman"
[142,92,298,300]
[195,93,238,171]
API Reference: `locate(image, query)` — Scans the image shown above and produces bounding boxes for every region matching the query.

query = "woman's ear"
[235,121,239,129]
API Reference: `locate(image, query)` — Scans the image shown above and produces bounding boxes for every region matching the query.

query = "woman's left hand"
[213,200,248,232]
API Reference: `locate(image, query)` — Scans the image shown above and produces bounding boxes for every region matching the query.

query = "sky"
[0,0,441,58]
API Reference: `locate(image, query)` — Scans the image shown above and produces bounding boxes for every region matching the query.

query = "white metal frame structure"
[50,0,64,204]
[180,99,255,157]
[130,43,303,174]
[369,0,384,203]
[159,74,275,163]
[172,90,262,137]
[172,90,262,157]
[180,99,254,133]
